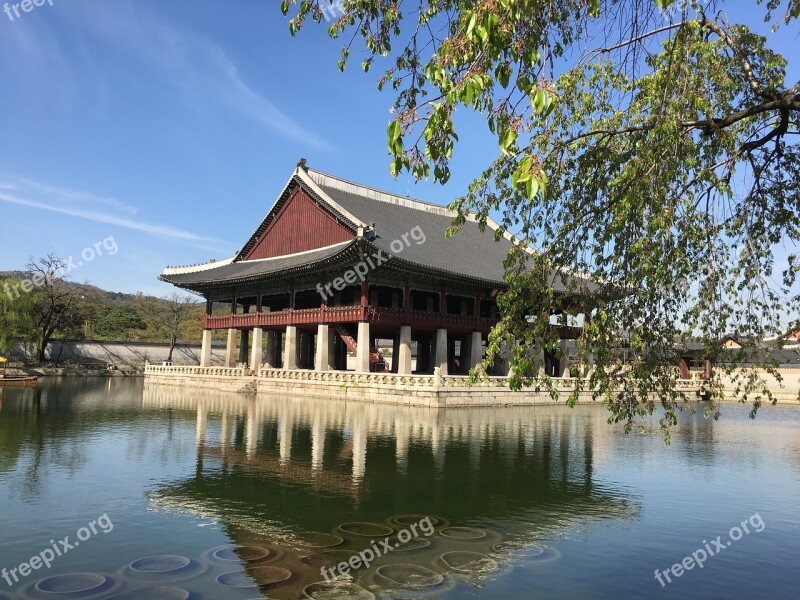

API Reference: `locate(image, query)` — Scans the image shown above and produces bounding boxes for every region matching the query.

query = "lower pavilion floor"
[198,319,582,378]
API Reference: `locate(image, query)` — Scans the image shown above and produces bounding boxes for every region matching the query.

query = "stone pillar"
[467,331,482,370]
[238,329,250,365]
[496,337,514,376]
[200,329,212,367]
[250,327,263,371]
[535,348,546,376]
[356,321,371,372]
[224,328,237,367]
[434,328,448,375]
[284,325,298,370]
[398,325,412,375]
[316,324,331,371]
[560,338,571,377]
[263,331,277,368]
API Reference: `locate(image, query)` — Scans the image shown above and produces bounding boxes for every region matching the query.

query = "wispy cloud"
[0,181,222,244]
[15,177,139,216]
[57,2,332,150]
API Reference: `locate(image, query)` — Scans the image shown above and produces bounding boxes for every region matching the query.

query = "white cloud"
[56,2,332,149]
[15,177,139,216]
[0,188,220,244]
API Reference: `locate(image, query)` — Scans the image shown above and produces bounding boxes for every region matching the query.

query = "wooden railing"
[205,306,365,330]
[205,305,501,334]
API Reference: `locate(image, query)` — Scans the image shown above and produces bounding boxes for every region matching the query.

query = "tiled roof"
[307,169,515,285]
[160,164,599,293]
[161,241,356,287]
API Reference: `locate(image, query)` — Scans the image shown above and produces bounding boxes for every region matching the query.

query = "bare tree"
[26,255,88,363]
[136,292,197,362]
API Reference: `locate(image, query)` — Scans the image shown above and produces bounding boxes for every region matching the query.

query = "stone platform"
[144,365,704,407]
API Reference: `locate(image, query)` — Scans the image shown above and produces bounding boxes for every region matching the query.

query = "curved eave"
[158,241,364,292]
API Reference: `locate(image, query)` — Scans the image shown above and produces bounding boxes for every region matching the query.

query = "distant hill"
[0,270,205,345]
[0,270,196,308]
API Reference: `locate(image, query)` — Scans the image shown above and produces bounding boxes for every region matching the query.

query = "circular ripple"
[391,537,432,552]
[129,555,191,574]
[338,522,394,538]
[439,526,486,541]
[212,545,271,563]
[105,586,190,600]
[491,541,520,554]
[390,515,445,528]
[249,565,293,589]
[376,564,444,589]
[304,581,376,599]
[295,531,344,549]
[216,570,258,590]
[440,551,498,574]
[35,573,109,595]
[525,545,561,562]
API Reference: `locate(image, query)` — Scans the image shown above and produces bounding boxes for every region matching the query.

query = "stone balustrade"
[145,365,249,377]
[144,364,704,406]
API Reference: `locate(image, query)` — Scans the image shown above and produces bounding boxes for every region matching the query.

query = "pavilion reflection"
[145,383,641,598]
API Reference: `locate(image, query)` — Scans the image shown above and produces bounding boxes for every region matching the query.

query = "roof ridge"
[305,167,456,217]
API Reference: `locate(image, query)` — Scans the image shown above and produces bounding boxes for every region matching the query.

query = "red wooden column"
[403,284,411,321]
[679,358,690,379]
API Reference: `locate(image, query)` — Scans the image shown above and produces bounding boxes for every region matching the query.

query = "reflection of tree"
[0,378,145,501]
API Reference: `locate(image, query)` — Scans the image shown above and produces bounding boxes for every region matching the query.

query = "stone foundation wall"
[145,366,702,407]
[718,369,800,403]
[8,340,227,367]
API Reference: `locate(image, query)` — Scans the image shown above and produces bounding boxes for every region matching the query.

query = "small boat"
[0,356,37,387]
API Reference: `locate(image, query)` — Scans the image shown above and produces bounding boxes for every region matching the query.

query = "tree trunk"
[168,335,176,362]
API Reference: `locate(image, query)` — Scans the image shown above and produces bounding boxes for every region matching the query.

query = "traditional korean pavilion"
[159,160,590,376]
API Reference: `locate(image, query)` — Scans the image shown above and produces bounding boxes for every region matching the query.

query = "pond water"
[0,378,798,599]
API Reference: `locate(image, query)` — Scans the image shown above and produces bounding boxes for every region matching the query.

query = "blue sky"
[0,1,796,300]
[0,0,496,296]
